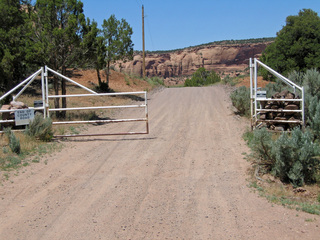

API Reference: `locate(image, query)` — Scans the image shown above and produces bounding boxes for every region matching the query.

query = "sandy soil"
[0,85,319,240]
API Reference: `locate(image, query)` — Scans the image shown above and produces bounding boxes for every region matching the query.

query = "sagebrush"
[246,127,320,187]
[25,114,53,141]
[4,128,21,155]
[230,86,250,116]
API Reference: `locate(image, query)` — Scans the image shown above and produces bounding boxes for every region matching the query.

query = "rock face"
[114,42,271,79]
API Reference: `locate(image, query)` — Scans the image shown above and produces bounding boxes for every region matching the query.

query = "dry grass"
[235,75,271,88]
[248,173,320,215]
[0,131,57,180]
[0,132,44,158]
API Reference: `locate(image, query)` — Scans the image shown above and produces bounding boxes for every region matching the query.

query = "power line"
[135,0,143,7]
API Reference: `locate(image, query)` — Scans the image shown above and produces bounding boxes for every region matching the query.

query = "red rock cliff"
[114,42,271,78]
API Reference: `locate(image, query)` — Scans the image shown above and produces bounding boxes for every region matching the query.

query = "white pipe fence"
[249,58,305,130]
[0,66,149,137]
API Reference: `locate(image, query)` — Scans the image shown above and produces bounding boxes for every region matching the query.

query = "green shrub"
[300,69,320,138]
[272,128,320,187]
[184,67,221,87]
[147,77,164,87]
[9,132,21,154]
[230,86,250,116]
[4,128,21,154]
[247,127,320,187]
[245,128,274,172]
[222,75,237,86]
[288,70,304,86]
[306,96,320,137]
[25,114,53,142]
[303,69,320,98]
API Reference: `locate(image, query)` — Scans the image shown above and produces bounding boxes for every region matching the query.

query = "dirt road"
[0,85,318,239]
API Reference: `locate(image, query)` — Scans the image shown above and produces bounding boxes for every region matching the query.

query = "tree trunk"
[106,60,110,90]
[96,67,102,87]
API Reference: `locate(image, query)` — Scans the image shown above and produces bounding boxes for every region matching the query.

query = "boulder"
[1,101,28,129]
[10,101,28,109]
[285,104,299,110]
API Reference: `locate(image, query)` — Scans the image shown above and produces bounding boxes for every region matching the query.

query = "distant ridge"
[117,39,272,80]
[138,37,275,54]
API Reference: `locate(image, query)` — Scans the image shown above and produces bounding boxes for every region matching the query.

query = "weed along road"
[0,85,318,239]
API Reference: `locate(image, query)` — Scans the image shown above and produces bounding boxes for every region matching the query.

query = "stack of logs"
[259,90,301,131]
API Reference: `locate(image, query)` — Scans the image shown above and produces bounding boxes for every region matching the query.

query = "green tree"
[78,17,109,90]
[0,0,32,92]
[79,17,105,85]
[100,14,133,91]
[261,9,320,79]
[28,0,86,118]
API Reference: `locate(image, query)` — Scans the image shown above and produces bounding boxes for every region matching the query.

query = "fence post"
[254,58,258,127]
[249,58,254,130]
[41,67,46,118]
[302,86,305,129]
[145,91,149,134]
[45,66,50,118]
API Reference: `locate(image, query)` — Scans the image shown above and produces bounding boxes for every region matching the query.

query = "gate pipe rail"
[255,59,302,91]
[0,68,42,101]
[250,58,305,129]
[0,66,149,137]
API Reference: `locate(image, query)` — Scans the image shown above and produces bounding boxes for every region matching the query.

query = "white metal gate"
[0,66,149,137]
[249,58,305,130]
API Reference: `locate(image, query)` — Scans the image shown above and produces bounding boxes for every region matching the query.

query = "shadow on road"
[58,137,156,142]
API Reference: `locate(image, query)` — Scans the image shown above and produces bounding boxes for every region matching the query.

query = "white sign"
[15,109,35,126]
[257,90,267,99]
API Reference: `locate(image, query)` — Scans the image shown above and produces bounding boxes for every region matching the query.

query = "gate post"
[44,66,50,118]
[249,58,254,130]
[254,58,258,128]
[41,67,46,118]
[302,86,305,129]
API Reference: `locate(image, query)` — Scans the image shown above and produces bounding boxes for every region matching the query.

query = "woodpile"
[259,90,301,131]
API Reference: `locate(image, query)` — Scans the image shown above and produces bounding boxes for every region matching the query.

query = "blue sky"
[81,0,320,51]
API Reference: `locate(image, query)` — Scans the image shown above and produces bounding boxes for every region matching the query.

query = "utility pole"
[142,5,146,78]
